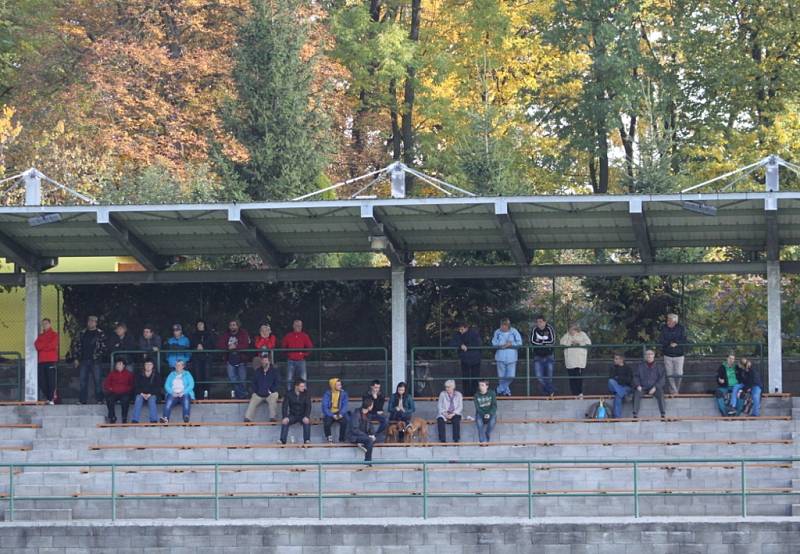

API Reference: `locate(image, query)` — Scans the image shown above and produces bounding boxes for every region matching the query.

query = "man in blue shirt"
[491,318,522,397]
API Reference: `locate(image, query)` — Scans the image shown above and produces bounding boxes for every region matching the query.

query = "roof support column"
[24,271,40,402]
[767,260,782,393]
[391,264,407,389]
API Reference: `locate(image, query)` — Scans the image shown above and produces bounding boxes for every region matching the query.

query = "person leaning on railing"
[165,323,191,371]
[448,322,482,397]
[491,318,522,397]
[244,353,280,423]
[474,379,497,443]
[109,322,136,370]
[217,320,251,400]
[70,315,107,405]
[560,324,592,399]
[281,319,313,391]
[189,320,215,398]
[530,315,557,397]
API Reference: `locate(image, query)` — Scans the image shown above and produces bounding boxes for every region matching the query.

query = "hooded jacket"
[322,378,349,417]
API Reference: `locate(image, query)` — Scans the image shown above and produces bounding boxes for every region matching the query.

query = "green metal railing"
[0,456,791,521]
[410,342,765,396]
[0,351,24,401]
[110,347,389,395]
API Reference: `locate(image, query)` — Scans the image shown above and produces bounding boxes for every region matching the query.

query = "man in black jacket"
[448,322,482,396]
[633,349,666,418]
[109,322,137,369]
[362,380,388,439]
[658,313,687,394]
[607,352,634,418]
[279,378,311,444]
[131,359,161,423]
[347,399,375,463]
[530,315,557,396]
[737,358,763,417]
[71,315,107,405]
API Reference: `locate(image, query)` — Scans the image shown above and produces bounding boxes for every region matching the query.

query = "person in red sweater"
[217,320,251,399]
[103,359,134,423]
[34,318,59,403]
[281,320,313,391]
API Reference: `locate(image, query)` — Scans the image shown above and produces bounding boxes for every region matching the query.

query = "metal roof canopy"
[0,191,795,272]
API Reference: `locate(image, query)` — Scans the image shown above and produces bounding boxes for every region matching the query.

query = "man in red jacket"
[34,318,59,404]
[103,359,134,423]
[281,320,313,391]
[217,320,251,399]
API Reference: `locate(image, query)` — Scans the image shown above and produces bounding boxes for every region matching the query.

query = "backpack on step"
[585,399,609,419]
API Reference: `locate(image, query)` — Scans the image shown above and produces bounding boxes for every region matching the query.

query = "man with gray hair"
[658,313,687,394]
[70,315,107,405]
[633,349,666,419]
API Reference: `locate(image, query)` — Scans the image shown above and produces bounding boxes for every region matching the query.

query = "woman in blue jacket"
[161,359,195,424]
[388,382,416,426]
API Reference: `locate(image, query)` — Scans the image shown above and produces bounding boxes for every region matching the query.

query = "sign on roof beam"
[494,201,531,266]
[97,209,170,271]
[0,229,55,272]
[765,197,779,261]
[360,204,408,266]
[629,199,654,264]
[227,208,285,268]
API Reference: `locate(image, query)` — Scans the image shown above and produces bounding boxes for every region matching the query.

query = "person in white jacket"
[560,324,592,398]
[437,380,463,443]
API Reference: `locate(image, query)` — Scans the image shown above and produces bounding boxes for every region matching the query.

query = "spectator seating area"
[0,394,797,521]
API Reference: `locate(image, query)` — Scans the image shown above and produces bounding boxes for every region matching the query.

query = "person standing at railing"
[102,358,134,424]
[632,349,666,419]
[560,324,592,399]
[737,358,762,417]
[474,379,497,443]
[189,320,215,399]
[530,315,557,397]
[244,353,280,423]
[71,315,107,405]
[161,359,195,423]
[131,358,160,423]
[279,378,311,444]
[138,325,162,371]
[165,324,191,370]
[607,352,634,418]
[34,317,59,404]
[448,322,482,397]
[254,323,277,353]
[715,353,743,416]
[109,322,137,371]
[322,377,349,442]
[437,380,463,443]
[658,313,687,394]
[491,318,522,397]
[217,320,251,400]
[281,320,313,391]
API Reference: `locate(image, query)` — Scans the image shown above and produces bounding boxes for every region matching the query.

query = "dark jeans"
[37,363,56,401]
[192,354,209,395]
[566,367,584,396]
[437,414,461,442]
[323,415,347,441]
[78,360,103,403]
[389,411,412,424]
[460,360,480,397]
[105,392,131,421]
[368,413,389,438]
[632,386,666,416]
[350,430,374,462]
[280,415,311,443]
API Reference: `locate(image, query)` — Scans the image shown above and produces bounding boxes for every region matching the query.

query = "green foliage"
[98,164,230,205]
[219,0,330,201]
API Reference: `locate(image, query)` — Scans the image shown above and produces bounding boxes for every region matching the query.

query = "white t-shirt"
[172,374,185,396]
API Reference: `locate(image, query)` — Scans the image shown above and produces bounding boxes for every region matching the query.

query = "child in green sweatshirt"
[474,380,498,443]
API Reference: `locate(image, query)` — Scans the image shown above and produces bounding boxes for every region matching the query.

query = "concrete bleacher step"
[1,508,72,521]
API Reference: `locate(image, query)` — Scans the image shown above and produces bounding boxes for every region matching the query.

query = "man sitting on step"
[279,378,311,444]
[632,349,666,419]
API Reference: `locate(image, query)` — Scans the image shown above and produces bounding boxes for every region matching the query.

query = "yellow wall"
[0,257,133,356]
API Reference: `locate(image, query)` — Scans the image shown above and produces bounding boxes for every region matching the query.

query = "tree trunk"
[400,0,421,193]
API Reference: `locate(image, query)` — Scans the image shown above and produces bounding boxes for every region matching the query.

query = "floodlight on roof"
[680,201,717,216]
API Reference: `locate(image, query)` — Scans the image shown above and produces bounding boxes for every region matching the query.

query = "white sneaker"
[357,444,367,453]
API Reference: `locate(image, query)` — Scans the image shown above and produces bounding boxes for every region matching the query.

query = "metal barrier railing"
[410,342,765,396]
[0,456,790,521]
[110,347,389,396]
[0,351,24,401]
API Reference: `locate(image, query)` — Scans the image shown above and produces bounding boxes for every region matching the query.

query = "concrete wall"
[0,518,798,553]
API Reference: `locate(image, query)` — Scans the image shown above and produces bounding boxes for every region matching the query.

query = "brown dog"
[385,420,405,443]
[404,417,429,443]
